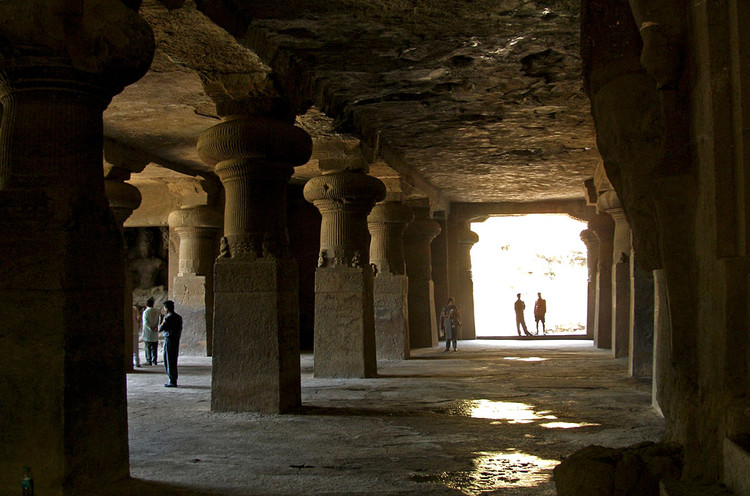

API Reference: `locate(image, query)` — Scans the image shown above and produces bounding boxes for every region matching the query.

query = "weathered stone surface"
[553,442,682,496]
[211,256,301,413]
[374,273,410,361]
[313,267,377,377]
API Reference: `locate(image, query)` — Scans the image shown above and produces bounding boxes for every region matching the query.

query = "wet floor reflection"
[463,399,556,423]
[503,356,547,362]
[411,451,558,494]
[540,421,599,429]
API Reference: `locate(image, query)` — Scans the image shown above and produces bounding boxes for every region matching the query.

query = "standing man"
[534,292,547,335]
[141,297,161,366]
[159,300,182,387]
[514,293,531,336]
[441,297,461,352]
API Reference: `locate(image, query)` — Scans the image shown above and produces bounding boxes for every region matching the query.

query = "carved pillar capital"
[105,179,142,227]
[198,114,312,259]
[304,168,386,268]
[368,201,414,275]
[168,206,223,277]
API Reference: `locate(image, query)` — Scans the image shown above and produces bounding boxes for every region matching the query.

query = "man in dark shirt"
[158,300,183,387]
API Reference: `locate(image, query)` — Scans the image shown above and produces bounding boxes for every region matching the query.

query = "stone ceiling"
[104,0,599,212]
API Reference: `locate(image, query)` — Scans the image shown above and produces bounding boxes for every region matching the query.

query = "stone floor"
[115,340,663,495]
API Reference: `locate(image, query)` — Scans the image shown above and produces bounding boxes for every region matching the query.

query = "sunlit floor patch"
[450,399,556,423]
[503,356,548,362]
[411,451,559,495]
[540,421,600,429]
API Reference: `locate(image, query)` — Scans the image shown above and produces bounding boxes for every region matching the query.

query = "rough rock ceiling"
[104,0,599,210]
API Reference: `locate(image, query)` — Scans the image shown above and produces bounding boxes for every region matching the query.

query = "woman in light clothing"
[141,297,161,366]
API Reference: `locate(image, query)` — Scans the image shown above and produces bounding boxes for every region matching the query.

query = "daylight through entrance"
[471,215,588,337]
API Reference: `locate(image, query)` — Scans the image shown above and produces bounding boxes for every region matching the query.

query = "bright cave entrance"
[471,214,589,338]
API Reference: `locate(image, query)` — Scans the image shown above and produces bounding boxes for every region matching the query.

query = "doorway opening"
[471,214,588,338]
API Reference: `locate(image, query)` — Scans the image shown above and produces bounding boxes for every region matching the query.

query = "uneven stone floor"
[117,340,663,495]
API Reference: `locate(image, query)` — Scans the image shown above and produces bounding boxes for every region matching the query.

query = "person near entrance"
[515,293,531,336]
[159,300,183,387]
[441,297,461,351]
[141,297,161,365]
[534,292,547,335]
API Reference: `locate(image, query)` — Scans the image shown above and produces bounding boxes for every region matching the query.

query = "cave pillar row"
[0,5,154,494]
[368,201,414,360]
[455,222,479,340]
[167,206,222,356]
[198,114,311,413]
[599,191,632,358]
[105,168,143,372]
[304,168,386,377]
[404,207,442,348]
[580,229,599,340]
[589,214,615,349]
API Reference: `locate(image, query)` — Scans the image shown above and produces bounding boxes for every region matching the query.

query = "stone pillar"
[431,216,449,329]
[630,242,655,377]
[167,206,222,356]
[455,224,479,340]
[601,192,632,358]
[0,6,154,494]
[580,229,599,340]
[198,114,311,413]
[652,268,670,414]
[590,214,614,349]
[105,171,142,371]
[304,168,386,377]
[368,201,413,360]
[404,208,442,348]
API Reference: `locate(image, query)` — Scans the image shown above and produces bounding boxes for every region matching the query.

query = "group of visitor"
[137,298,183,388]
[440,292,548,349]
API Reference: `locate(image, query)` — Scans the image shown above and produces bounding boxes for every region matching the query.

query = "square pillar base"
[374,273,410,360]
[211,255,301,413]
[314,267,377,377]
[173,274,210,356]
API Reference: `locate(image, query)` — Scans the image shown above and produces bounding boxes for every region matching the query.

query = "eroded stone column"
[629,242,654,377]
[304,168,386,377]
[168,206,222,356]
[601,192,632,358]
[105,168,142,371]
[404,208,441,348]
[580,229,599,340]
[368,201,414,360]
[198,114,311,412]
[590,214,614,349]
[455,223,479,340]
[0,5,154,494]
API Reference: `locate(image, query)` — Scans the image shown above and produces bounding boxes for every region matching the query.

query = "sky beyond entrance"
[471,215,588,337]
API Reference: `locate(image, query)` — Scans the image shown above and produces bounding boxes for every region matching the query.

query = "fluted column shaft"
[0,5,154,493]
[198,114,311,413]
[404,213,441,348]
[368,201,414,275]
[580,229,600,340]
[304,169,386,377]
[368,201,414,360]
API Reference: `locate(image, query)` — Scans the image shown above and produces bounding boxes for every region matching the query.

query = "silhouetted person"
[159,300,182,387]
[441,297,461,351]
[534,292,547,335]
[141,297,161,365]
[515,293,531,336]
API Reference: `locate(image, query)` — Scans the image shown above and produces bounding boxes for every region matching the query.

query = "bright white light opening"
[471,214,588,337]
